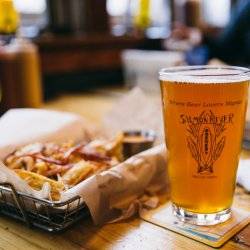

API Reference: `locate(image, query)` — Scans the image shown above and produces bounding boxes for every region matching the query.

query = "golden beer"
[160,66,249,225]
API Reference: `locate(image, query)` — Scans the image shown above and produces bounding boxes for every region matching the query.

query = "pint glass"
[160,66,250,225]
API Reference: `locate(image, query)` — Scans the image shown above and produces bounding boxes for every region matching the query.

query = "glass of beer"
[159,66,250,225]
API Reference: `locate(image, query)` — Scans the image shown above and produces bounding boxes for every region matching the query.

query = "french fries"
[4,134,123,200]
[61,160,94,187]
[15,169,64,201]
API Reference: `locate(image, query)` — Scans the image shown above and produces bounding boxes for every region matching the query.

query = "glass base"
[172,204,231,226]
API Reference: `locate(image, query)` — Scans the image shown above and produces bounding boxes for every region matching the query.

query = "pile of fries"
[4,135,123,200]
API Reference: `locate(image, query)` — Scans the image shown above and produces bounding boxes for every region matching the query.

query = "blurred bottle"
[0,0,19,44]
[0,1,42,112]
[134,0,151,31]
[5,38,43,108]
[0,47,20,113]
[174,0,201,27]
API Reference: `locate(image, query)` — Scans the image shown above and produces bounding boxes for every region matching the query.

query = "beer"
[160,66,249,225]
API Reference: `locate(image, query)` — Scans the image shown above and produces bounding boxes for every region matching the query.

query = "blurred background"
[0,0,249,118]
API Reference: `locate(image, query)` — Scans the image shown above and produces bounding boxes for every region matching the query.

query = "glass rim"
[159,65,250,83]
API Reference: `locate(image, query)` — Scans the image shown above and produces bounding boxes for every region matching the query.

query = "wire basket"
[0,182,89,232]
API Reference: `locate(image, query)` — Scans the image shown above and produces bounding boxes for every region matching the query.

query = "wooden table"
[0,89,249,250]
[0,186,249,250]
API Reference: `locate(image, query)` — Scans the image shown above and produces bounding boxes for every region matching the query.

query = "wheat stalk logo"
[186,110,226,174]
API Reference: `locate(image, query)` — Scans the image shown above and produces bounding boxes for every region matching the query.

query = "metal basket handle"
[0,182,30,227]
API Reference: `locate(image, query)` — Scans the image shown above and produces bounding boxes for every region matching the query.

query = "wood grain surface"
[0,189,249,250]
